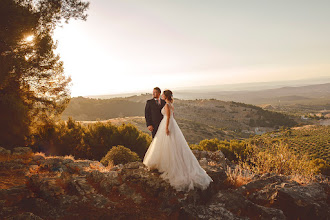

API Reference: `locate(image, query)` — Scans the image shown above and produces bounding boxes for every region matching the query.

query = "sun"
[25,35,34,42]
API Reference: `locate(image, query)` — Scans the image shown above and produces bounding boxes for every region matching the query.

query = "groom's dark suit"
[145,98,166,138]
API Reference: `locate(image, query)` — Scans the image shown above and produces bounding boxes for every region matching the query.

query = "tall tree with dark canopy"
[0,0,89,148]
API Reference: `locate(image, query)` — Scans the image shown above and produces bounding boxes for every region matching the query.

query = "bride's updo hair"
[163,89,173,103]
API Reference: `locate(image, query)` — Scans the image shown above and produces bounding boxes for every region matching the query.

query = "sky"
[53,0,330,97]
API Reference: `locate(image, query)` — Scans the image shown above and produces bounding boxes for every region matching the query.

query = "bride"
[143,89,213,191]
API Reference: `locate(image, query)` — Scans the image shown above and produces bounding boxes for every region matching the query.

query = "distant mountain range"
[174,76,330,92]
[85,82,330,106]
[84,76,330,100]
[173,82,330,105]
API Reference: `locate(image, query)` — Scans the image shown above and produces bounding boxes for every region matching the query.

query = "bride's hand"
[166,127,170,135]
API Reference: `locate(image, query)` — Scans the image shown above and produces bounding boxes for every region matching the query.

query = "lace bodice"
[161,103,174,117]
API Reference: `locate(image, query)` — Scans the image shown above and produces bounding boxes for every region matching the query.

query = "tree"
[0,0,89,148]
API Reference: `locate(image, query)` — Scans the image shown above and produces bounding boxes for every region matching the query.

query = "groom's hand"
[148,125,154,132]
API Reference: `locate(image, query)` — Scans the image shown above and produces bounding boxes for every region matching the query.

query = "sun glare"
[25,35,34,42]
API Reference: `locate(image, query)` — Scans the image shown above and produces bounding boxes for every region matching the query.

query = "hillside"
[79,83,330,126]
[62,96,299,144]
[1,147,329,219]
[248,125,330,163]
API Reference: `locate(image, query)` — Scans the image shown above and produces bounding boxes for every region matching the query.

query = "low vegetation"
[30,117,151,162]
[191,135,330,177]
[100,145,140,166]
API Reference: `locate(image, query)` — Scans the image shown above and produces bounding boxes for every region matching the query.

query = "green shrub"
[194,138,250,162]
[117,123,151,158]
[100,145,140,166]
[310,158,330,176]
[189,144,202,150]
[31,118,151,161]
[218,140,250,162]
[84,121,120,160]
[199,139,219,151]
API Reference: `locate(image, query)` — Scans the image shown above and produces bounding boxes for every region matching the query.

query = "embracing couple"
[143,87,213,192]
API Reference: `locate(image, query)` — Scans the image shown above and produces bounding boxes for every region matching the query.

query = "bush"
[199,139,219,151]
[243,142,317,177]
[189,144,202,150]
[100,145,140,166]
[117,123,151,158]
[31,118,151,161]
[218,140,250,162]
[194,138,250,162]
[310,158,330,176]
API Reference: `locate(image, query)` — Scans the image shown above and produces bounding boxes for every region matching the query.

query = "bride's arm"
[165,104,170,135]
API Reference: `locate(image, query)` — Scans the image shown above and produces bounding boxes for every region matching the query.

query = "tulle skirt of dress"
[143,116,213,191]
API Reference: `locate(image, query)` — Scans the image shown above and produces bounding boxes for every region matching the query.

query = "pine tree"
[0,0,89,148]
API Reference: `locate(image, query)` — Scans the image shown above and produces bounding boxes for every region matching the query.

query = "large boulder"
[237,174,330,219]
[273,182,330,219]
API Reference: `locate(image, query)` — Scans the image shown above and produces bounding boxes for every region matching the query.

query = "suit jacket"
[145,98,166,129]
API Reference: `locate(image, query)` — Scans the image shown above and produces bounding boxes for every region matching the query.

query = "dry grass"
[64,154,75,160]
[290,174,330,185]
[225,165,254,188]
[225,141,323,187]
[247,142,317,177]
[34,151,46,157]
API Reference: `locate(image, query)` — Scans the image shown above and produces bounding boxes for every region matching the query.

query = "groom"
[145,87,166,138]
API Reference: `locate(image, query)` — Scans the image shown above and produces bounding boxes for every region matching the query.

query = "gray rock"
[199,158,208,166]
[123,161,143,169]
[0,147,11,156]
[65,162,85,173]
[180,203,247,220]
[118,183,144,204]
[87,170,120,193]
[27,175,64,200]
[28,165,39,173]
[192,150,227,168]
[32,155,45,162]
[62,158,74,164]
[5,212,44,220]
[1,148,328,220]
[68,176,95,195]
[209,190,286,220]
[12,147,32,156]
[274,182,330,219]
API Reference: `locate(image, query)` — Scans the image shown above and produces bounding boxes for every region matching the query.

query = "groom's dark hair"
[154,87,161,93]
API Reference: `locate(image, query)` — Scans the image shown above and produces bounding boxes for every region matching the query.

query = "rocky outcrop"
[0,146,329,219]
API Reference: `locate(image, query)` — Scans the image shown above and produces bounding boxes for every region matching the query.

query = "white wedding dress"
[143,102,213,191]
